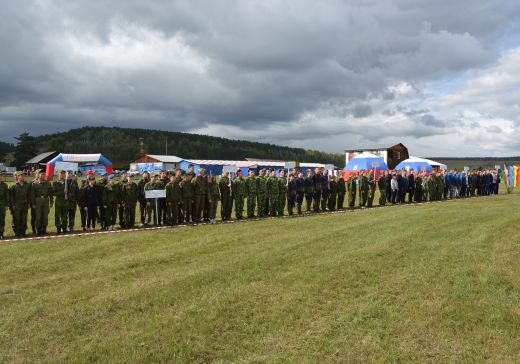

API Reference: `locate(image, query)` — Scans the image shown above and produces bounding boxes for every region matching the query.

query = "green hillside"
[30,127,344,167]
[2,194,520,362]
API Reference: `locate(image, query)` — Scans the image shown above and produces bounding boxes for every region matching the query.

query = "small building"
[130,154,183,173]
[26,151,60,169]
[344,143,409,170]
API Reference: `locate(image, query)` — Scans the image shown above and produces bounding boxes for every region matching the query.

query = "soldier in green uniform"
[52,170,69,234]
[264,169,272,215]
[378,171,387,206]
[266,169,279,217]
[98,172,108,230]
[122,173,138,228]
[232,169,246,219]
[414,172,423,202]
[165,174,182,226]
[245,169,258,218]
[77,178,87,231]
[29,169,39,234]
[10,172,31,237]
[31,170,53,235]
[428,172,436,201]
[137,171,150,227]
[347,172,357,209]
[66,170,78,232]
[295,171,305,214]
[358,171,369,208]
[218,171,232,221]
[144,174,162,226]
[180,173,193,223]
[422,173,429,202]
[277,169,287,216]
[207,175,220,224]
[191,168,207,223]
[117,171,128,228]
[367,171,377,207]
[102,175,120,231]
[256,169,267,218]
[336,171,346,210]
[304,169,314,212]
[0,173,10,239]
[327,174,337,211]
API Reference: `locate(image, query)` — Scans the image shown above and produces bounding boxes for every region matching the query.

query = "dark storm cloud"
[0,0,519,152]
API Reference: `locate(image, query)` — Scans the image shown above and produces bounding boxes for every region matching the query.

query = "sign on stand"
[145,189,166,226]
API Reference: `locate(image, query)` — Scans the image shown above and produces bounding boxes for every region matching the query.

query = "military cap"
[121,170,127,174]
[81,178,87,183]
[58,170,66,174]
[13,171,22,176]
[153,173,160,177]
[108,174,115,180]
[236,169,243,174]
[100,171,107,176]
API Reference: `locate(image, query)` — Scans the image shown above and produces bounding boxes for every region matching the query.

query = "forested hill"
[32,127,344,167]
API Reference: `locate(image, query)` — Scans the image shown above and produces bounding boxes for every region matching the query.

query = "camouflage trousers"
[247,194,257,218]
[257,193,267,217]
[278,193,286,216]
[235,195,245,219]
[269,195,279,216]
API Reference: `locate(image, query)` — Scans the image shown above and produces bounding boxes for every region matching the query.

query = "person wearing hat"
[256,169,267,218]
[0,172,10,239]
[77,178,87,231]
[97,172,108,230]
[137,171,150,227]
[180,172,194,224]
[159,170,169,224]
[117,171,128,228]
[144,173,163,226]
[66,170,78,232]
[52,170,69,234]
[30,170,53,235]
[218,171,232,221]
[303,169,314,213]
[336,170,346,210]
[165,174,182,226]
[266,169,279,217]
[207,174,220,224]
[10,172,31,237]
[29,169,40,234]
[232,169,246,219]
[277,169,287,216]
[191,168,207,223]
[83,175,100,231]
[102,174,119,231]
[122,173,138,229]
[245,169,257,218]
[287,173,297,215]
[312,167,322,213]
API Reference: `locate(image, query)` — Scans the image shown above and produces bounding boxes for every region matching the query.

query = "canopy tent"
[45,153,113,180]
[343,153,388,179]
[396,157,447,172]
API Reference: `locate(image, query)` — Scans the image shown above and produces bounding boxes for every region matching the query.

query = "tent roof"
[26,151,58,164]
[409,156,447,168]
[144,154,183,163]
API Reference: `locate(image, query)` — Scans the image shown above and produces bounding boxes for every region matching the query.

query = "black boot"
[297,204,302,215]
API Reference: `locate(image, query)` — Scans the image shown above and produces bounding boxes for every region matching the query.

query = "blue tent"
[343,153,388,172]
[395,157,433,173]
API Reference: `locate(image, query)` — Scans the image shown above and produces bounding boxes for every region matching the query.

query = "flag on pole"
[508,165,515,188]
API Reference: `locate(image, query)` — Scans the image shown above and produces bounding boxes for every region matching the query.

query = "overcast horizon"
[1,1,520,157]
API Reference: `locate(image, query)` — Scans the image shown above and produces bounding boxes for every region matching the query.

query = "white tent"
[410,156,447,170]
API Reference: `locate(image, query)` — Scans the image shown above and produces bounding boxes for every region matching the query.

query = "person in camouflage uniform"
[122,174,138,228]
[52,170,69,234]
[303,169,314,212]
[336,171,346,210]
[10,172,31,237]
[427,172,437,201]
[422,173,429,202]
[277,169,287,216]
[414,172,423,202]
[77,178,87,231]
[232,169,246,219]
[165,174,182,226]
[102,175,120,231]
[266,169,279,217]
[367,171,377,208]
[347,172,357,209]
[358,171,369,208]
[327,174,337,211]
[137,171,150,227]
[97,173,108,230]
[192,168,207,223]
[117,171,128,228]
[207,175,220,224]
[0,173,10,239]
[31,170,53,235]
[245,169,258,218]
[180,173,193,224]
[218,171,232,221]
[29,169,39,234]
[256,169,267,218]
[144,174,163,226]
[378,170,387,206]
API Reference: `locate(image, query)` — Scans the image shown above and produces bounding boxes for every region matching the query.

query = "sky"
[1,0,520,157]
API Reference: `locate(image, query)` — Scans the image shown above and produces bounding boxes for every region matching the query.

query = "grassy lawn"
[1,194,520,362]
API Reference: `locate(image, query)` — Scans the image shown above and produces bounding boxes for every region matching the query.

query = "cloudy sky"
[1,1,520,156]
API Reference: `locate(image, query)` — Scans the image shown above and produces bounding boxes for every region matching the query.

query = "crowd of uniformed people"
[0,164,502,239]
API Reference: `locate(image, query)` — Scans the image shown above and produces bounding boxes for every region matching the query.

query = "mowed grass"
[1,194,520,362]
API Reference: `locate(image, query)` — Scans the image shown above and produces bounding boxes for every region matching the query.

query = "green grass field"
[2,192,520,362]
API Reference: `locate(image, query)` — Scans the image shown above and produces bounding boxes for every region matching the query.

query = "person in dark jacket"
[84,176,101,231]
[408,171,415,203]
